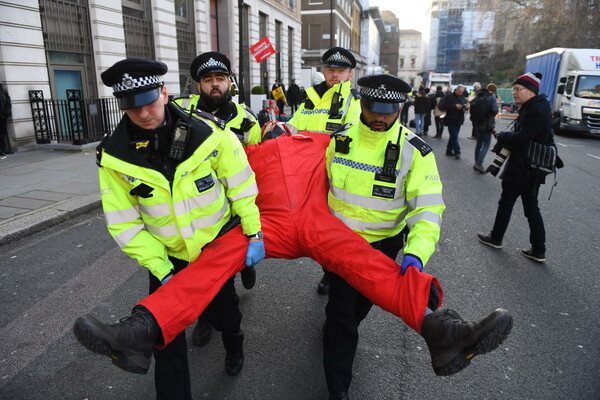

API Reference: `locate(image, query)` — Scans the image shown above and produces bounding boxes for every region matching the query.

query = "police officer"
[324,74,445,399]
[97,58,265,399]
[174,51,262,347]
[286,46,362,295]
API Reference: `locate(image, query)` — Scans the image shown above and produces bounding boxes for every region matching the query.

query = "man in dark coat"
[440,84,467,159]
[478,72,553,262]
[287,79,301,114]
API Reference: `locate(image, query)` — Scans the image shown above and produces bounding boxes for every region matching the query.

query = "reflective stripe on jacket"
[174,95,261,146]
[98,102,260,280]
[326,120,445,264]
[286,80,361,134]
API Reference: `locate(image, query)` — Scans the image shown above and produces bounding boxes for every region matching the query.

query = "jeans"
[446,123,461,155]
[491,180,546,254]
[474,123,492,166]
[415,113,425,134]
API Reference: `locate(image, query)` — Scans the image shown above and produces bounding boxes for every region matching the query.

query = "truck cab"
[557,73,600,134]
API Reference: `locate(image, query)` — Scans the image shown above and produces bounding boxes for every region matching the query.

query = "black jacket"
[470,89,499,127]
[497,94,553,185]
[440,91,466,126]
[413,92,431,114]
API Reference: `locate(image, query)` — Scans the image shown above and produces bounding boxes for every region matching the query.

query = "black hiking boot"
[421,308,513,376]
[73,306,159,374]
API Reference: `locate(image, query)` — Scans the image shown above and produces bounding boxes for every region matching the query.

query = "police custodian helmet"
[189,51,232,82]
[101,58,168,110]
[322,47,356,69]
[357,74,411,114]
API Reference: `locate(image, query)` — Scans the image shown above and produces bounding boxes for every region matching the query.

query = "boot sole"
[73,316,149,374]
[434,312,513,376]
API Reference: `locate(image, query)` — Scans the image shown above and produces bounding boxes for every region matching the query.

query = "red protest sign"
[250,37,276,63]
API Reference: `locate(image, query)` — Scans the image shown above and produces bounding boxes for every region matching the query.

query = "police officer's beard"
[200,89,232,112]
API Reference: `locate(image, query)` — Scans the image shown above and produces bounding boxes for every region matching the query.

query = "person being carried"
[74,125,513,396]
[96,58,265,399]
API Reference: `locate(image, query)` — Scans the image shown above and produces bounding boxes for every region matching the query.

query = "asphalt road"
[1,119,599,400]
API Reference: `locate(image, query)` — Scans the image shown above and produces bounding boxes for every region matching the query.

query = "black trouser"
[323,232,405,393]
[149,257,242,400]
[491,180,546,254]
[434,116,444,136]
[0,117,11,153]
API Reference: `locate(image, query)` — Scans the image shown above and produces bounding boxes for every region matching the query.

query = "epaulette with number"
[350,88,361,99]
[194,109,227,130]
[407,135,433,157]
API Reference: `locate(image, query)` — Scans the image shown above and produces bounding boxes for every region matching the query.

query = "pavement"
[0,146,101,245]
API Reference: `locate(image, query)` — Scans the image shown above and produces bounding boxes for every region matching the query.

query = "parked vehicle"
[426,72,452,91]
[525,48,600,135]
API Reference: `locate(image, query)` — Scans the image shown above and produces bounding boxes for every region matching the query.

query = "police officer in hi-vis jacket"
[95,58,264,400]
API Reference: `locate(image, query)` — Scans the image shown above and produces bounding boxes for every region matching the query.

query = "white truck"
[525,48,600,135]
[426,72,452,91]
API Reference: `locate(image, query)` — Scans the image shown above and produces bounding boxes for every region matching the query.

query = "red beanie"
[513,72,542,94]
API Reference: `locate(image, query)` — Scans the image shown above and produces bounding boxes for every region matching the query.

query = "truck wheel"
[552,117,565,136]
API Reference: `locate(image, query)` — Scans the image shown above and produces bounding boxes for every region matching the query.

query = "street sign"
[250,37,276,63]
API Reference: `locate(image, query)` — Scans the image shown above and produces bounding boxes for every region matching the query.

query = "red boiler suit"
[138,133,443,346]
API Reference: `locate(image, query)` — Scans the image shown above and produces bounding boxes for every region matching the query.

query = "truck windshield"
[574,75,600,99]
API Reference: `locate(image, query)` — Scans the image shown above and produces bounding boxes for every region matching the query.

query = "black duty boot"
[421,308,513,376]
[192,319,213,347]
[223,330,244,376]
[72,306,159,374]
[317,272,330,295]
[240,266,256,289]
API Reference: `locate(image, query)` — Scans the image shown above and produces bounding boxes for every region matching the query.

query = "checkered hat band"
[197,58,228,76]
[112,75,162,94]
[360,86,405,102]
[326,52,352,65]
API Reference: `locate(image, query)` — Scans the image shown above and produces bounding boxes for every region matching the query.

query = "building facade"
[0,0,301,151]
[397,29,423,89]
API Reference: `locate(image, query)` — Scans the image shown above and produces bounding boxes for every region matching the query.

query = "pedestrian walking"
[432,86,445,138]
[470,83,499,173]
[287,79,301,114]
[440,84,467,159]
[478,72,553,262]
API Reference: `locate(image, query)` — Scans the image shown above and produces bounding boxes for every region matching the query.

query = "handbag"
[526,141,557,174]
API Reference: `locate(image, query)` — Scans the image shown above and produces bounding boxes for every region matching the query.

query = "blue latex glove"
[161,274,173,285]
[400,254,423,275]
[245,240,265,267]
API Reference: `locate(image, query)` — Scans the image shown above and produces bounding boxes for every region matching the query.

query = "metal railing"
[29,90,122,145]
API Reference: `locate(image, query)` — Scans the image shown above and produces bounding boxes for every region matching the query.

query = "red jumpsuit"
[138,133,443,346]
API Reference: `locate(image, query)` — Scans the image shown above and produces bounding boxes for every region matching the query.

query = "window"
[410,57,416,67]
[399,58,404,68]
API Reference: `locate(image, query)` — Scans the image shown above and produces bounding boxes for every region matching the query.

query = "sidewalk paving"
[0,148,101,245]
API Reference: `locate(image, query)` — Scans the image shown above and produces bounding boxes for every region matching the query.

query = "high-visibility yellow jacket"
[287,80,361,134]
[174,95,261,146]
[97,101,261,280]
[326,119,445,265]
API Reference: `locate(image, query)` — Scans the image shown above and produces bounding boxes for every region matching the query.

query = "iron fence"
[29,90,122,145]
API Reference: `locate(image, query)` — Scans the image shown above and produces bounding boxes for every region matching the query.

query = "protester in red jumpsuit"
[74,131,512,382]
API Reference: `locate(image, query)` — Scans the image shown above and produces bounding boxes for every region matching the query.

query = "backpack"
[469,94,488,123]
